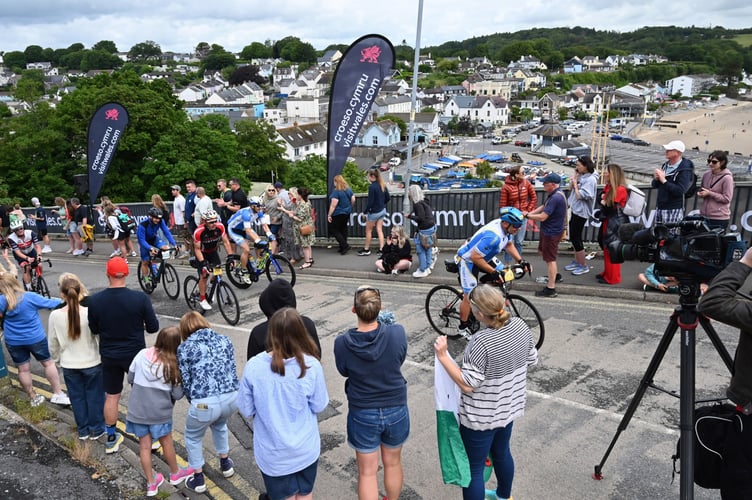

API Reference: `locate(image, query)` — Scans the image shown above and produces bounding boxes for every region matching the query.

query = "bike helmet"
[499,207,524,228]
[201,209,218,222]
[9,219,24,231]
[147,207,163,219]
[248,196,262,207]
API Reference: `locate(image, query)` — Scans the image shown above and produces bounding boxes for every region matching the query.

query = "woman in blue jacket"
[0,272,70,407]
[358,168,390,257]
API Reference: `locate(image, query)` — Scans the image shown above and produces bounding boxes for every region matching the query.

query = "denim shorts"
[366,209,387,222]
[262,459,318,500]
[6,339,51,365]
[347,405,410,453]
[125,421,172,440]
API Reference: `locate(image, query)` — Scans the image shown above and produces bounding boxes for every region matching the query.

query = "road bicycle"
[425,261,545,349]
[136,248,180,299]
[183,263,240,325]
[29,258,52,298]
[225,245,296,289]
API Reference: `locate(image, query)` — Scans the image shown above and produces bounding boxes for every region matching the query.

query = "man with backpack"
[652,140,695,225]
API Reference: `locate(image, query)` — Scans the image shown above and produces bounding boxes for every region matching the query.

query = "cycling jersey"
[193,222,226,254]
[456,219,511,264]
[226,207,268,238]
[8,230,38,256]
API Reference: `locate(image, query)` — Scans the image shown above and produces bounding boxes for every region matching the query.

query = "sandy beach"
[637,98,752,158]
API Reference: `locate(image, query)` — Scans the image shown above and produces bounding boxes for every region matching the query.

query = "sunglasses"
[267,189,276,192]
[708,159,720,164]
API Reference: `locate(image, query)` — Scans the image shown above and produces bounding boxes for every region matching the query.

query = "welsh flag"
[435,355,471,486]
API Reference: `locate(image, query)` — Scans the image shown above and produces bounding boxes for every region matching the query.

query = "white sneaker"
[432,247,440,256]
[457,326,473,339]
[42,246,52,254]
[72,249,85,255]
[109,250,121,258]
[241,271,252,284]
[412,268,430,278]
[50,392,71,405]
[130,251,137,257]
[199,299,212,311]
[430,257,437,270]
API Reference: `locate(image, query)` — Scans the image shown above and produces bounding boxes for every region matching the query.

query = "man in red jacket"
[500,165,537,263]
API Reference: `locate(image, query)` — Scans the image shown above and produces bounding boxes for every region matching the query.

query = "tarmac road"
[1,236,740,499]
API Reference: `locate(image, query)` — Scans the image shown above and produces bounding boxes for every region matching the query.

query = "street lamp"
[402,0,424,217]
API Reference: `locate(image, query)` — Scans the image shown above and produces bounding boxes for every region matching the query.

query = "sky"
[2,0,751,55]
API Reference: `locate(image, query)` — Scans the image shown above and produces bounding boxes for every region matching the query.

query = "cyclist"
[226,197,273,284]
[455,207,529,338]
[193,209,233,310]
[136,207,177,286]
[7,219,43,291]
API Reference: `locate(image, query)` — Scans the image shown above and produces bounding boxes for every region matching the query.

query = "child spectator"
[126,326,193,496]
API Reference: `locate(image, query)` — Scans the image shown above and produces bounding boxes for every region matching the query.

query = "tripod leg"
[593,313,680,479]
[679,327,696,500]
[699,316,735,374]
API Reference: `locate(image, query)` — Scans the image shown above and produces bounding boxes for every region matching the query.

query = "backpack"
[622,185,647,218]
[684,172,699,199]
[116,209,136,232]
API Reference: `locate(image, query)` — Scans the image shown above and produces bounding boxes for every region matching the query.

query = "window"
[372,136,378,146]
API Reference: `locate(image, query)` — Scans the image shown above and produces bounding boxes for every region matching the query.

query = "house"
[285,95,327,123]
[473,79,513,100]
[529,124,583,157]
[317,49,342,69]
[205,82,264,105]
[371,95,413,116]
[665,74,717,98]
[443,95,509,127]
[355,120,401,147]
[263,99,287,125]
[564,57,583,74]
[386,112,441,142]
[537,93,562,122]
[276,122,328,162]
[177,85,207,103]
[509,55,547,71]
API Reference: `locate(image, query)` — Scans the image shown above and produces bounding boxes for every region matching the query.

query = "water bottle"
[151,263,159,278]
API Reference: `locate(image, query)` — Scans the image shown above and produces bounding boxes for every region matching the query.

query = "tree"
[128,40,162,63]
[202,50,237,72]
[475,160,493,180]
[195,42,211,60]
[92,40,118,53]
[2,51,26,71]
[24,45,45,63]
[558,107,570,121]
[228,65,266,86]
[14,70,46,106]
[80,50,123,71]
[342,161,370,194]
[234,119,288,182]
[286,155,328,195]
[274,36,317,63]
[240,42,272,60]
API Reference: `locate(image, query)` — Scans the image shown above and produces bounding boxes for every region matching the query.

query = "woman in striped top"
[434,284,538,500]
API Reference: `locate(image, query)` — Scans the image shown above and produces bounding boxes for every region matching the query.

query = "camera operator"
[698,246,752,497]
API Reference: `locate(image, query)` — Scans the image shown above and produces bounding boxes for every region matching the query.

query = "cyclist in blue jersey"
[136,207,177,285]
[226,197,273,283]
[455,207,529,338]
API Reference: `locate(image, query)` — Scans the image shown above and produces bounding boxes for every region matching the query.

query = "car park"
[633,139,650,146]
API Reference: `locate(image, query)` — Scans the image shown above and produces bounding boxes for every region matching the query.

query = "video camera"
[606,216,747,281]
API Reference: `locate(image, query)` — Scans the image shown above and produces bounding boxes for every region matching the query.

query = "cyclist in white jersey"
[226,197,273,282]
[455,207,528,338]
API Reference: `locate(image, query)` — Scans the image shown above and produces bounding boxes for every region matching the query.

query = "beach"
[637,98,752,158]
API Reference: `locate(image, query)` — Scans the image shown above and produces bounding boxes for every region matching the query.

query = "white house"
[285,95,327,123]
[177,85,207,103]
[443,95,509,127]
[355,120,401,147]
[276,122,328,162]
[666,74,717,98]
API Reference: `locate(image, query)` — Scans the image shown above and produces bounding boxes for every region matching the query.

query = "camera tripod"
[593,280,735,500]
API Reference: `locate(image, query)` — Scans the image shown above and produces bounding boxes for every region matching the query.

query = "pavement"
[0,233,682,499]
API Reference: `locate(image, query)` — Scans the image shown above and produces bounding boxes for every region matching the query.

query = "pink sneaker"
[146,472,164,497]
[169,466,195,486]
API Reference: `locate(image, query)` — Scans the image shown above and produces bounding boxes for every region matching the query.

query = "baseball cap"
[662,140,686,153]
[273,181,283,189]
[106,257,130,278]
[31,197,40,206]
[170,185,181,192]
[540,172,562,184]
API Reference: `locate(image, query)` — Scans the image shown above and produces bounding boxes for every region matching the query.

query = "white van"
[388,157,401,167]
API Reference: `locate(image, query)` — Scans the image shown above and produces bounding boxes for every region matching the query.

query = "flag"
[87,102,129,206]
[327,34,395,195]
[434,354,471,487]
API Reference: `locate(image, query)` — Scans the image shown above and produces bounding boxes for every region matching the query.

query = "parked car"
[483,132,495,139]
[378,163,390,171]
[388,157,401,166]
[449,137,460,145]
[514,140,531,147]
[491,136,503,145]
[633,139,650,146]
[610,135,623,141]
[620,137,634,144]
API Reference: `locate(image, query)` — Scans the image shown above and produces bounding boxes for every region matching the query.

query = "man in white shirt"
[171,185,189,258]
[193,187,214,227]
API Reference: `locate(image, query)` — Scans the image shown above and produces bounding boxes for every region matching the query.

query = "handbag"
[299,224,314,236]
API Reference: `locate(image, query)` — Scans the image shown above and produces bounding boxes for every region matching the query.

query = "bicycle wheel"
[137,262,156,294]
[183,276,202,312]
[425,285,464,337]
[35,275,50,298]
[161,263,180,299]
[507,294,545,350]
[224,254,251,289]
[265,254,296,287]
[216,281,240,325]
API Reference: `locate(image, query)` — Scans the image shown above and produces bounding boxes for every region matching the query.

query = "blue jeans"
[414,226,436,271]
[63,365,105,438]
[184,391,238,470]
[460,423,514,500]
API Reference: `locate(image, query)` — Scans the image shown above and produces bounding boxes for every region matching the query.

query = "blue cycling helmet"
[499,207,524,228]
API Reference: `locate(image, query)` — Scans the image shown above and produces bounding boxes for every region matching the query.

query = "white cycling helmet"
[10,219,24,231]
[249,196,262,207]
[201,209,218,222]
